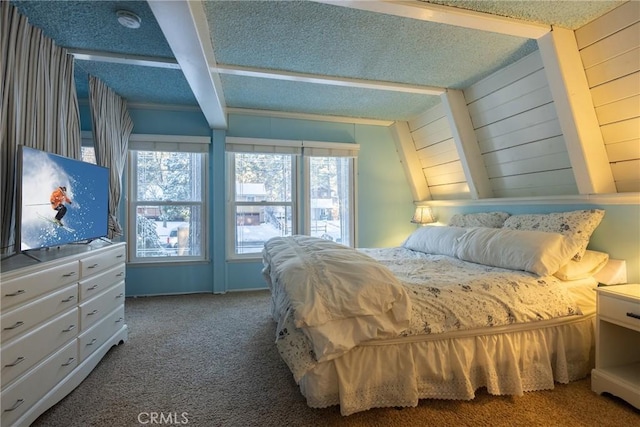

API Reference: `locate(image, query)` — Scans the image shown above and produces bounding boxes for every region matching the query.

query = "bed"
[262,210,608,415]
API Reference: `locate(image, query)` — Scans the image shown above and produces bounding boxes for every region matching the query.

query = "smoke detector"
[116,10,141,29]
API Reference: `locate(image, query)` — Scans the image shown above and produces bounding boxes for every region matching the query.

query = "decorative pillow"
[402,225,467,258]
[502,209,605,261]
[554,250,609,281]
[455,227,581,276]
[448,212,510,228]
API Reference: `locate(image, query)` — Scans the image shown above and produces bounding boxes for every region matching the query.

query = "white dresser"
[0,242,128,427]
[591,283,640,409]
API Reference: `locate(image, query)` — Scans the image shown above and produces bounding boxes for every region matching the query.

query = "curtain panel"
[88,75,133,240]
[1,2,81,255]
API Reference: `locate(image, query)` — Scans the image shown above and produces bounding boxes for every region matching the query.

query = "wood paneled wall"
[575,1,640,192]
[463,51,578,198]
[407,103,470,200]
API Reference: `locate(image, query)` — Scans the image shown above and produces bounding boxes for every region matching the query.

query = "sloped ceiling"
[9,0,624,127]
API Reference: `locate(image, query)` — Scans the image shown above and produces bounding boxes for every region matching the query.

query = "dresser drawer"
[1,261,79,311]
[80,245,126,278]
[79,305,125,361]
[1,339,77,427]
[79,264,125,302]
[599,293,640,332]
[79,282,125,331]
[1,284,78,344]
[1,308,78,388]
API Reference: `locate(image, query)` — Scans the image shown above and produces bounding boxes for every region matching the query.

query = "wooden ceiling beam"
[314,0,550,39]
[213,64,445,95]
[148,0,227,129]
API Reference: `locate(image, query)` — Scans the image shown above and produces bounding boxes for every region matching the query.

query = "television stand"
[0,242,128,427]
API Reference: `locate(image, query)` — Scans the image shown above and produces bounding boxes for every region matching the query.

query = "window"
[307,156,353,245]
[128,146,208,263]
[226,138,358,258]
[81,146,96,164]
[231,152,295,255]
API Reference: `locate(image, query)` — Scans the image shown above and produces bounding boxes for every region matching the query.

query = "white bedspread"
[263,236,411,328]
[266,244,584,382]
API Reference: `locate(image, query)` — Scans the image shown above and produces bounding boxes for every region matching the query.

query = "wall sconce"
[411,206,436,225]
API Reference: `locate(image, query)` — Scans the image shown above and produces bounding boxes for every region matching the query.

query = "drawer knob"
[62,271,77,277]
[116,254,124,258]
[88,309,99,316]
[88,263,99,269]
[5,356,25,367]
[626,312,640,320]
[61,357,76,367]
[116,317,124,323]
[116,272,125,277]
[116,293,124,299]
[4,399,24,412]
[5,289,25,297]
[87,285,99,291]
[3,321,24,330]
[63,325,76,332]
[87,338,97,346]
[61,295,75,303]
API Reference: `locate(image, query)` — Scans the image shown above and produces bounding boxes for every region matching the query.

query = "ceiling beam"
[314,0,550,39]
[227,107,394,127]
[68,49,445,96]
[69,49,180,69]
[148,0,227,129]
[538,27,616,194]
[441,89,493,199]
[213,64,445,95]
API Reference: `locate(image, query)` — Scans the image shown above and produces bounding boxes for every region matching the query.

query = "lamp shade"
[411,206,435,224]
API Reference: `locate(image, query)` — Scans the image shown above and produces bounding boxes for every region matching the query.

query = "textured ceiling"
[204,1,538,89]
[9,0,625,124]
[424,0,625,29]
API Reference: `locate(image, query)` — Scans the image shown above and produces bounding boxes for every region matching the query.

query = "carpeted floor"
[33,291,639,427]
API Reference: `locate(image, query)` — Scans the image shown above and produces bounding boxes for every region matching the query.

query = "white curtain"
[1,2,81,255]
[88,75,133,240]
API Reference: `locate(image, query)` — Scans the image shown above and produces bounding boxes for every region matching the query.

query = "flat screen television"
[19,145,110,251]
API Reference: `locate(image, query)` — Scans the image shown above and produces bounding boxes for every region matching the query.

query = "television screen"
[19,146,110,251]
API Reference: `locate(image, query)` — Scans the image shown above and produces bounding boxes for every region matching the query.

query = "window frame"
[226,151,299,260]
[226,137,358,260]
[127,135,209,264]
[303,155,356,247]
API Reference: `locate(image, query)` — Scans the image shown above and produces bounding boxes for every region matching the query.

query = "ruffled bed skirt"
[297,314,595,415]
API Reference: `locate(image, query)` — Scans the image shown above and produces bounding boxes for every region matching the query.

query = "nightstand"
[591,284,640,409]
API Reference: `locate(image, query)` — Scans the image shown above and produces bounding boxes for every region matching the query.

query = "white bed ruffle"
[299,313,595,415]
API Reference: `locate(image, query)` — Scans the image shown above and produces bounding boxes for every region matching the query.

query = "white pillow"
[554,250,609,281]
[448,211,510,228]
[403,225,467,257]
[502,209,605,261]
[455,227,581,276]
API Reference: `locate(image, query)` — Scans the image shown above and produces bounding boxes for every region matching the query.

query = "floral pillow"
[502,209,605,261]
[448,212,510,228]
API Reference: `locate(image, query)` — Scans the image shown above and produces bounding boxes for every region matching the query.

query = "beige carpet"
[33,292,639,427]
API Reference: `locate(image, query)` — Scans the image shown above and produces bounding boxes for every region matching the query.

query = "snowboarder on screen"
[50,186,72,226]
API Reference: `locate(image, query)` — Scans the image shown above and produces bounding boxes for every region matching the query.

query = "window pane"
[235,205,292,254]
[309,157,351,245]
[136,151,202,202]
[135,205,202,258]
[81,147,96,164]
[235,153,291,202]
